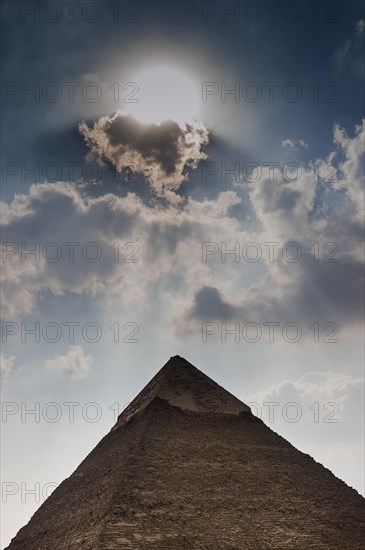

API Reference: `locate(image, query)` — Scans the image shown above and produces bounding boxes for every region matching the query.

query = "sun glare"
[124,65,201,125]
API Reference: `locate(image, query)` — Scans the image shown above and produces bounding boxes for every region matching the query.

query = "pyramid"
[6,356,365,549]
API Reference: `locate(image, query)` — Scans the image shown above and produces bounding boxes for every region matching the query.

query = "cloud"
[1,120,363,342]
[332,119,364,220]
[250,120,364,242]
[282,139,308,151]
[79,112,209,201]
[333,20,365,79]
[248,165,317,240]
[179,120,365,333]
[189,286,238,321]
[44,345,92,378]
[356,19,365,34]
[0,182,244,318]
[0,353,15,378]
[0,183,141,317]
[182,247,364,332]
[246,371,364,414]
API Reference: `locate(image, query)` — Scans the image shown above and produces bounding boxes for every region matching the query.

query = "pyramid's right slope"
[7,356,365,549]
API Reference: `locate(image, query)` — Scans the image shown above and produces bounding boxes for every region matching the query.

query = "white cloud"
[333,20,364,79]
[356,19,365,35]
[246,371,364,412]
[0,353,15,378]
[282,138,308,151]
[44,345,92,379]
[332,119,365,220]
[248,163,318,240]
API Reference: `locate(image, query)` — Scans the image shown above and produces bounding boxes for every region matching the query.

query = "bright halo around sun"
[124,65,201,125]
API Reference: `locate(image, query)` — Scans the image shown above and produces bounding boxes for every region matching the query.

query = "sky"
[1,0,364,547]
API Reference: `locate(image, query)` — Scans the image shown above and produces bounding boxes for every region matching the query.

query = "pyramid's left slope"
[6,403,155,550]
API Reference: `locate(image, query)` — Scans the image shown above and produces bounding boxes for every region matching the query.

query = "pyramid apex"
[167,354,189,361]
[115,356,250,428]
[165,355,194,367]
[168,354,184,361]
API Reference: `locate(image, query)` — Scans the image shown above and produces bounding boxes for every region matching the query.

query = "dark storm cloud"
[79,113,209,201]
[189,286,239,321]
[185,251,364,329]
[105,116,181,175]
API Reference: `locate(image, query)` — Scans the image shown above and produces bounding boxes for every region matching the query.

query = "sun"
[124,65,201,125]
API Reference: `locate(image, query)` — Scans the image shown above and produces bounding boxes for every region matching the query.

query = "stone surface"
[6,356,365,549]
[113,355,250,428]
